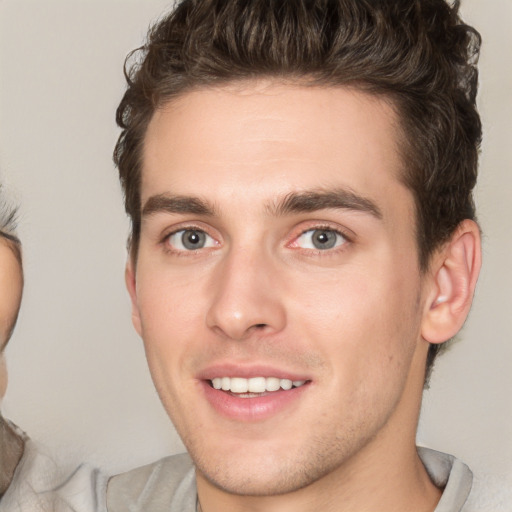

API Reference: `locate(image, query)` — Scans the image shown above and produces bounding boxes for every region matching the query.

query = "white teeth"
[210,377,306,393]
[280,379,293,390]
[248,377,266,393]
[230,377,248,393]
[266,377,281,391]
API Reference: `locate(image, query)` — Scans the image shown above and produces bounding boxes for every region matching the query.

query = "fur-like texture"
[0,416,24,497]
[0,432,107,512]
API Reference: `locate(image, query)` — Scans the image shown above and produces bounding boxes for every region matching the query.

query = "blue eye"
[166,229,215,251]
[295,229,346,250]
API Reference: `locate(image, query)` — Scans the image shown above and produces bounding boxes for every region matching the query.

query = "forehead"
[141,81,410,218]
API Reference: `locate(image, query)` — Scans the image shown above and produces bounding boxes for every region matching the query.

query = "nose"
[205,246,287,341]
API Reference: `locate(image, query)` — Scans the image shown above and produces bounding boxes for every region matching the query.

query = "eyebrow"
[142,188,382,220]
[0,230,20,244]
[269,189,383,219]
[142,194,216,217]
[0,230,22,265]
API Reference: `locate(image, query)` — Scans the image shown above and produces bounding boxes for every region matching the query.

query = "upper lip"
[197,363,310,382]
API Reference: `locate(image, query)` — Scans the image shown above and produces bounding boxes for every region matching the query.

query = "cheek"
[137,263,205,328]
[0,355,7,399]
[135,270,208,376]
[290,261,422,375]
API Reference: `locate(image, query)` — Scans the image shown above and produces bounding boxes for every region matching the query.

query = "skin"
[0,236,24,497]
[127,81,480,512]
[0,238,23,400]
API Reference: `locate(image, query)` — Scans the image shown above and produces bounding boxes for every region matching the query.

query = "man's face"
[0,239,22,400]
[129,82,433,495]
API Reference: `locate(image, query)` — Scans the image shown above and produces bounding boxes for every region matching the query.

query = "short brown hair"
[114,0,482,376]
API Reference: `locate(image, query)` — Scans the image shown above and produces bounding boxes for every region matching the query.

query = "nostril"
[254,324,267,329]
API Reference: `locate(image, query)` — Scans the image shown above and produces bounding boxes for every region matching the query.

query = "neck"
[0,414,25,497]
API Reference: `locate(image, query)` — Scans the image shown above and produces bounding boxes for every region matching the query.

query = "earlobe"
[125,259,142,337]
[422,220,482,344]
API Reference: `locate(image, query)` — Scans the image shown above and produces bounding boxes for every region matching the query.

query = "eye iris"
[312,230,337,249]
[182,230,206,250]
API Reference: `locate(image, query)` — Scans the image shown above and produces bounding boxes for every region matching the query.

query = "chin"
[191,439,347,497]
[197,463,318,497]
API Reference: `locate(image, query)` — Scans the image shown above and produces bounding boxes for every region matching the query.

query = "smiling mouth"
[209,376,308,396]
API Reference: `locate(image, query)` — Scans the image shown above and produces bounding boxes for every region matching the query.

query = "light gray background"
[0,0,510,477]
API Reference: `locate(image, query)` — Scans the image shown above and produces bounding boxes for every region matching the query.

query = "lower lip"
[200,381,309,422]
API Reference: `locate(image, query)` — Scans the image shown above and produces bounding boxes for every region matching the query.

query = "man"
[107,1,484,510]
[0,197,106,512]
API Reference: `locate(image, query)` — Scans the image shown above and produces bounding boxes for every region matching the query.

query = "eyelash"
[289,224,352,255]
[160,224,218,256]
[159,223,353,256]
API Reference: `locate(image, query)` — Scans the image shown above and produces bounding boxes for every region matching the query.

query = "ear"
[125,258,142,337]
[421,220,482,344]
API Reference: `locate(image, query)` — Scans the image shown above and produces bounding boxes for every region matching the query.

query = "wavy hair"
[114,0,482,377]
